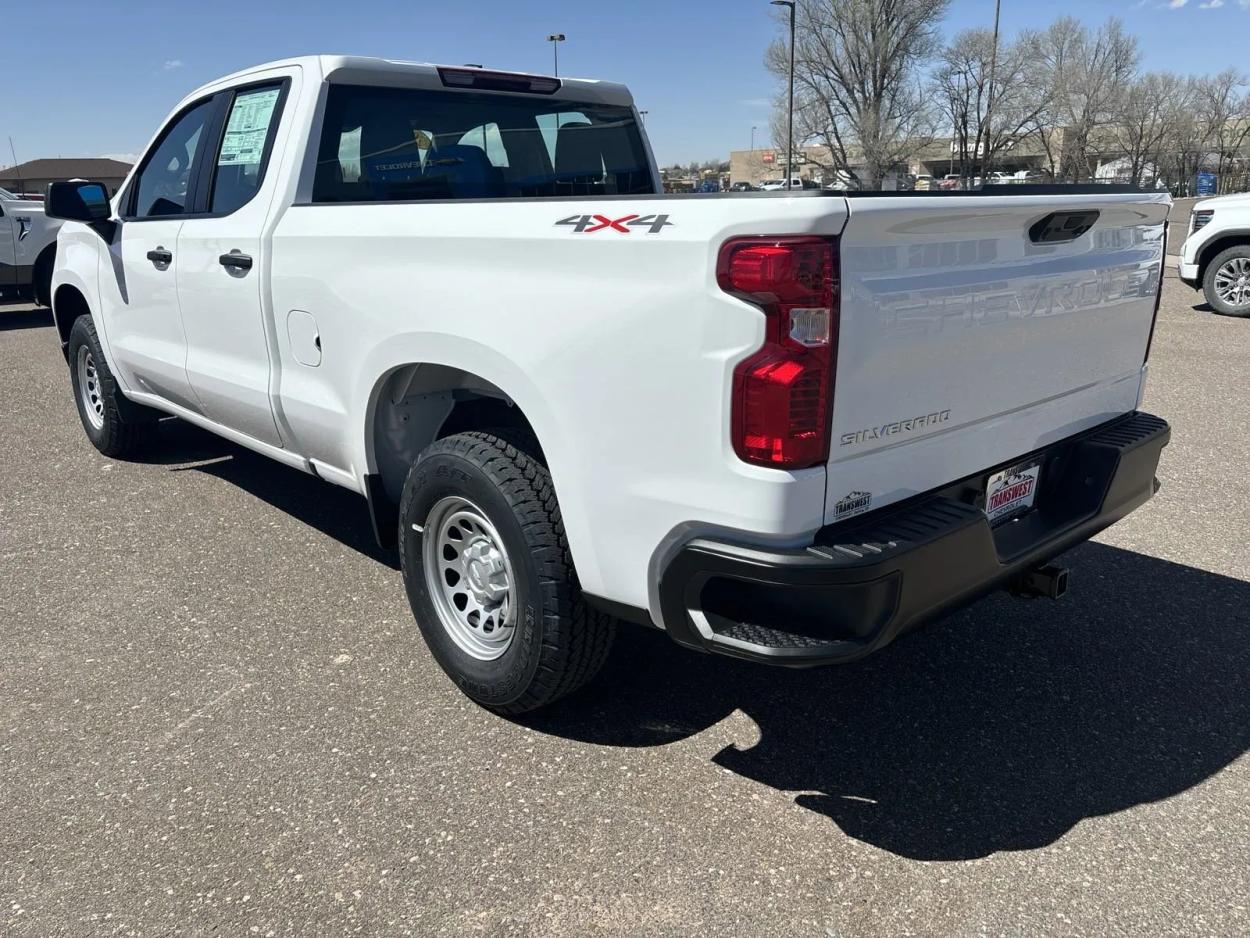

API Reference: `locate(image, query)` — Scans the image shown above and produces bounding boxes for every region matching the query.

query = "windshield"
[0,187,14,199]
[312,85,654,202]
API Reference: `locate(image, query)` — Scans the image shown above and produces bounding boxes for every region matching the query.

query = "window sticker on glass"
[219,88,280,166]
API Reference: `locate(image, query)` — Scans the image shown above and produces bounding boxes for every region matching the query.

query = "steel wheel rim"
[421,495,517,661]
[1214,256,1250,308]
[76,345,105,430]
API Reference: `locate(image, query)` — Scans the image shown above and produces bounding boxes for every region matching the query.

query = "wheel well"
[370,363,542,509]
[1196,234,1250,285]
[52,284,91,357]
[26,244,56,307]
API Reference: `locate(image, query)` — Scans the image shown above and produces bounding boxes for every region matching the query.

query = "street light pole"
[771,1,796,187]
[980,0,1001,183]
[751,125,758,152]
[547,33,566,77]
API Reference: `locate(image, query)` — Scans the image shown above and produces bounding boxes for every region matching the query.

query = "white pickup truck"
[1,187,60,304]
[1177,193,1250,316]
[47,55,1171,713]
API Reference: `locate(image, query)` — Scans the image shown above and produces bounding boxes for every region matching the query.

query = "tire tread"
[404,431,614,713]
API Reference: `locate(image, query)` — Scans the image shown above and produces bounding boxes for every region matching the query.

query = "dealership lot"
[1,273,1247,936]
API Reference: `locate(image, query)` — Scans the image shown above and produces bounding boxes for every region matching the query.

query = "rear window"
[312,84,654,202]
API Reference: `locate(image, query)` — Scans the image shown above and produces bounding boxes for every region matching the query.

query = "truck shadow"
[147,419,1249,860]
[525,542,1250,861]
[0,306,52,331]
[156,418,398,569]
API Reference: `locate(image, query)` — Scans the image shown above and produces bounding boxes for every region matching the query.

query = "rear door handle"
[219,251,253,270]
[146,248,172,265]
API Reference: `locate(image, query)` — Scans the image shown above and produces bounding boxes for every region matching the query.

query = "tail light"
[717,236,839,469]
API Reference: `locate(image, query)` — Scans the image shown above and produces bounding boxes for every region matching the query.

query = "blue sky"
[6,0,1249,168]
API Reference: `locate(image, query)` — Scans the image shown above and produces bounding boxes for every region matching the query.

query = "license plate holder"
[985,460,1042,524]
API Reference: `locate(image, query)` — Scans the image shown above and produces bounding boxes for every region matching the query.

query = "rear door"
[825,191,1169,524]
[176,74,294,447]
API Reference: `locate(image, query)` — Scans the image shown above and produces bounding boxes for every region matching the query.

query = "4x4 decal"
[555,213,674,234]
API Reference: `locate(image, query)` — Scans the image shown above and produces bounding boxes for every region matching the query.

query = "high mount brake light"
[437,67,562,95]
[717,236,840,469]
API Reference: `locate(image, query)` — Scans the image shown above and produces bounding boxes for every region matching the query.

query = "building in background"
[0,158,132,198]
[729,136,1060,189]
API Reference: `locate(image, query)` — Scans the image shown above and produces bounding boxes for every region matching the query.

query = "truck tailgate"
[826,191,1169,525]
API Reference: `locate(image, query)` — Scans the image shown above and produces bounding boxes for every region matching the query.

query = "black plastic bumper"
[657,411,1170,667]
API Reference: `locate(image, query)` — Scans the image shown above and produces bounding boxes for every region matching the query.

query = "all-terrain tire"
[67,315,156,458]
[398,431,615,713]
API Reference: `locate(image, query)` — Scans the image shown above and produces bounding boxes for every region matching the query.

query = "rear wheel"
[67,315,156,457]
[1203,245,1250,317]
[398,431,615,713]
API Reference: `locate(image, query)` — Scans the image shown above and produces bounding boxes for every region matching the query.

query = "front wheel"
[67,315,155,458]
[398,431,615,713]
[1203,245,1250,317]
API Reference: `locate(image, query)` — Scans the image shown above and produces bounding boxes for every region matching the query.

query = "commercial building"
[729,134,1062,188]
[0,158,133,197]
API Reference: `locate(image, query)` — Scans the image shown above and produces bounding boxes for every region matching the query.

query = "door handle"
[146,247,172,265]
[218,251,253,271]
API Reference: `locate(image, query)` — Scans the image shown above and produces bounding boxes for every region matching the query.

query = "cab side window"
[131,99,215,218]
[209,84,284,215]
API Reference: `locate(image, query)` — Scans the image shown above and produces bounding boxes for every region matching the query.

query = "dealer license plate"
[985,460,1042,524]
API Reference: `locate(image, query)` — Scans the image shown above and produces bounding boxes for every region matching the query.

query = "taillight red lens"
[717,236,839,469]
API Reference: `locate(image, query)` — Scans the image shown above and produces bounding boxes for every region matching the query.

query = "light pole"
[770,1,796,187]
[980,0,1001,183]
[547,33,566,76]
[639,110,649,124]
[751,125,758,152]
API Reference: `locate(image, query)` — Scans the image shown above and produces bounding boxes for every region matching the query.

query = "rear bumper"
[657,411,1170,667]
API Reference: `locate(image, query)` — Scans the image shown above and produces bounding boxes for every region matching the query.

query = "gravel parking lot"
[1,271,1247,937]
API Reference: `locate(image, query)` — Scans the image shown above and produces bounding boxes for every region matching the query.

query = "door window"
[210,85,284,214]
[131,99,215,218]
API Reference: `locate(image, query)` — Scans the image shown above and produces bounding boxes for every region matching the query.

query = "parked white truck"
[1177,193,1250,316]
[46,56,1171,713]
[1,186,59,305]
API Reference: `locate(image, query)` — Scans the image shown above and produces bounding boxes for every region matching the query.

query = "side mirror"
[45,180,112,223]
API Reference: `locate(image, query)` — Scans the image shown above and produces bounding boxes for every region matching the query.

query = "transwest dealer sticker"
[985,460,1042,524]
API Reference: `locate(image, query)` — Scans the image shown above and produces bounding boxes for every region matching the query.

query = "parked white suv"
[46,56,1171,713]
[1177,193,1250,316]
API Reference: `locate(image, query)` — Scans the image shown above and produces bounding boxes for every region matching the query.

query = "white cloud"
[162,59,184,70]
[1199,0,1224,6]
[1167,0,1187,6]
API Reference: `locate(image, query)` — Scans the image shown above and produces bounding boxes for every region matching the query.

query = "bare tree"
[1036,17,1138,181]
[766,0,949,188]
[1194,69,1250,190]
[1110,72,1185,186]
[937,28,1050,183]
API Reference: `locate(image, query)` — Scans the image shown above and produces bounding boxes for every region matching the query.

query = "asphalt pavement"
[1,272,1247,937]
